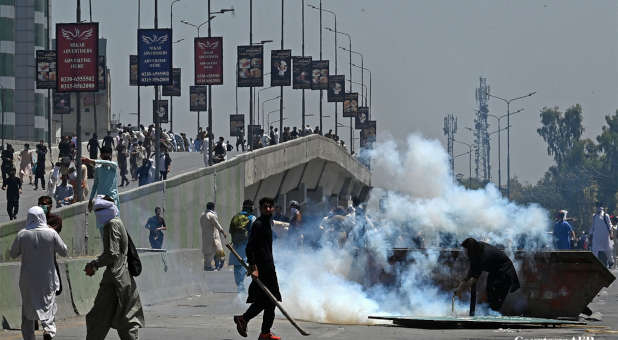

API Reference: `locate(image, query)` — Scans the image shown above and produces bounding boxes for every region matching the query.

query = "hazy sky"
[53,0,618,185]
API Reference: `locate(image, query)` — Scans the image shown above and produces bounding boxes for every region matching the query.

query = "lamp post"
[168,0,181,133]
[454,139,473,187]
[487,90,536,198]
[262,95,281,128]
[181,16,217,142]
[207,3,234,164]
[267,107,284,128]
[485,108,523,191]
[340,47,364,106]
[169,38,184,133]
[305,0,323,133]
[309,4,337,137]
[258,85,277,127]
[325,27,352,153]
[351,63,371,117]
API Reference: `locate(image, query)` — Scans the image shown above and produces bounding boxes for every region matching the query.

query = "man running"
[234,197,282,340]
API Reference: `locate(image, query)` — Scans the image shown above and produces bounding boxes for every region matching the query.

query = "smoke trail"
[273,134,551,324]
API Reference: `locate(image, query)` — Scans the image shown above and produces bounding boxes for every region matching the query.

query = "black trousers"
[7,199,18,219]
[34,165,45,189]
[243,300,275,334]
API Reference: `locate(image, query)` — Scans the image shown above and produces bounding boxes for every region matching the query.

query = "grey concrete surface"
[2,268,616,340]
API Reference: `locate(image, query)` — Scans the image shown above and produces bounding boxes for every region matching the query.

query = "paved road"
[0,150,243,223]
[1,268,616,340]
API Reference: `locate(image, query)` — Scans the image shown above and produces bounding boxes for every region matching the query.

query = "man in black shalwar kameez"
[234,197,282,340]
[455,238,521,314]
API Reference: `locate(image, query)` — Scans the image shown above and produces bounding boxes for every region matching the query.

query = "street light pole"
[279,0,284,135]
[207,0,212,164]
[154,0,161,181]
[318,0,322,134]
[170,0,180,133]
[46,0,51,153]
[137,0,141,128]
[454,139,473,187]
[301,0,305,135]
[487,91,535,198]
[352,63,371,118]
[75,0,84,200]
[486,108,523,192]
[341,47,364,107]
[262,95,281,128]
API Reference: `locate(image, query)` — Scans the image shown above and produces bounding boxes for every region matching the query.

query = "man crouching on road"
[84,196,144,340]
[234,197,282,340]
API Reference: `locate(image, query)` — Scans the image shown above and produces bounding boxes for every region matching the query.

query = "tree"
[537,104,584,167]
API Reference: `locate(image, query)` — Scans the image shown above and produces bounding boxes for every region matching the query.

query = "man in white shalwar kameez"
[10,206,68,340]
[200,202,226,271]
[590,205,614,267]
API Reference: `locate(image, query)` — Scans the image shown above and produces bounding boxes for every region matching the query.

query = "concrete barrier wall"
[0,249,208,329]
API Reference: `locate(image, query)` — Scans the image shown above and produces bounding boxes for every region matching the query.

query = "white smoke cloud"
[274,134,551,324]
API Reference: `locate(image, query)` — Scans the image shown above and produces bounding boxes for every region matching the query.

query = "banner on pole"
[56,22,99,92]
[162,68,181,96]
[237,45,263,87]
[311,60,329,90]
[153,99,169,123]
[129,55,138,86]
[138,28,173,86]
[270,49,291,87]
[355,106,369,129]
[229,114,245,137]
[53,92,72,114]
[292,56,312,89]
[36,50,56,89]
[195,37,223,85]
[360,120,376,148]
[343,92,358,117]
[190,85,207,112]
[327,75,345,102]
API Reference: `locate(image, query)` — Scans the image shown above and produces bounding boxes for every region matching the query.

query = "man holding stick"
[234,197,282,340]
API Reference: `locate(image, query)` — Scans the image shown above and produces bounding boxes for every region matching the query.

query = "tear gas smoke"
[273,134,551,324]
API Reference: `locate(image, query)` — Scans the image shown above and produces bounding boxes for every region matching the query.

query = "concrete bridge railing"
[0,134,371,261]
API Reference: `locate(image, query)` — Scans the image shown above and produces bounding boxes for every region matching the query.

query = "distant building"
[0,0,50,141]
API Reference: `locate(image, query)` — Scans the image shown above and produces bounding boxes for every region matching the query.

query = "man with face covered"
[38,195,64,296]
[84,196,144,340]
[234,197,282,340]
[10,206,68,340]
[83,146,119,212]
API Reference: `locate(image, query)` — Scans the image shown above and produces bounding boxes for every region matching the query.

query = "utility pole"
[207,0,213,164]
[137,0,141,128]
[75,0,83,201]
[443,114,457,175]
[279,0,284,135]
[318,0,322,134]
[249,0,253,148]
[301,0,306,135]
[90,0,97,137]
[154,0,161,181]
[46,0,51,155]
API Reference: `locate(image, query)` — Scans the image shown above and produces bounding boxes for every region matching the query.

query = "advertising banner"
[153,99,169,123]
[237,45,263,87]
[355,106,369,129]
[138,28,172,86]
[292,56,312,89]
[129,55,138,86]
[36,50,56,89]
[248,124,262,148]
[162,68,181,96]
[327,75,345,102]
[98,55,106,90]
[53,92,71,114]
[311,60,329,90]
[189,85,207,112]
[195,37,223,85]
[343,92,359,117]
[360,120,377,148]
[56,22,99,92]
[270,49,291,86]
[229,114,245,137]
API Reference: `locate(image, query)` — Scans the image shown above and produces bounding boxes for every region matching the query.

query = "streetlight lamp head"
[324,27,334,32]
[528,91,537,96]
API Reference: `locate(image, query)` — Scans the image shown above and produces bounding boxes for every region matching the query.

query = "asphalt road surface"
[1,268,616,340]
[0,150,242,223]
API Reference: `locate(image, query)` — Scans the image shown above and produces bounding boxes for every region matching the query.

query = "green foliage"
[512,105,618,233]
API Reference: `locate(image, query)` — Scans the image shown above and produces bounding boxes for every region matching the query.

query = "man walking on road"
[145,207,167,249]
[200,202,227,271]
[10,206,68,340]
[590,203,614,267]
[234,197,282,340]
[4,167,22,220]
[34,140,47,190]
[84,196,144,340]
[229,200,256,291]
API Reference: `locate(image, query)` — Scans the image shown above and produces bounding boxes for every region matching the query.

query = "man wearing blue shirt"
[83,147,119,212]
[553,210,575,249]
[145,207,167,249]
